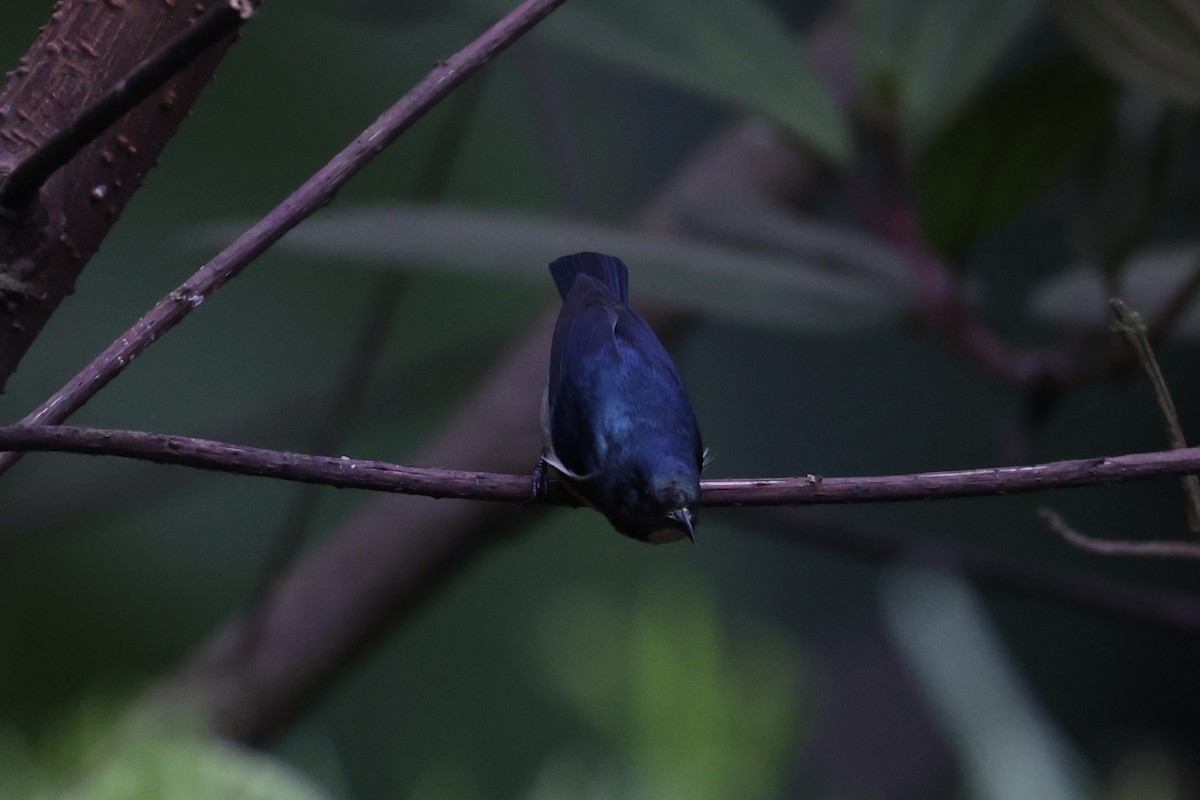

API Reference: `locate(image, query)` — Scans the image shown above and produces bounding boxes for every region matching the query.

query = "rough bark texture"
[0,1,248,391]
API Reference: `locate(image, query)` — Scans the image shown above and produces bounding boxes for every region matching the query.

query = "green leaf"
[856,0,1040,145]
[534,0,852,165]
[0,724,48,799]
[1047,0,1200,105]
[84,737,335,800]
[530,578,805,800]
[1028,244,1200,337]
[235,203,918,333]
[915,56,1115,259]
[0,701,335,800]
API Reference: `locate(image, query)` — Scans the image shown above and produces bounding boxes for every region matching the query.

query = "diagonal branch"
[0,0,569,478]
[4,424,1200,507]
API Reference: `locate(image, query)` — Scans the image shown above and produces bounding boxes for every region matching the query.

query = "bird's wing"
[548,275,621,405]
[546,276,624,477]
[612,308,706,469]
[612,306,687,394]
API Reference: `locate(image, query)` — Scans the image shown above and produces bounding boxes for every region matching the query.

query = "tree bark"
[0,1,251,391]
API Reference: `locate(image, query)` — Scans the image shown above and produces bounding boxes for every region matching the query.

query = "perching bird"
[539,252,704,543]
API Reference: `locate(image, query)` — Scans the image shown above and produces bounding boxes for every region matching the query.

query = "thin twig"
[0,1,254,215]
[247,77,486,628]
[233,278,404,659]
[1110,297,1200,531]
[1021,111,1185,429]
[1110,299,1189,449]
[1042,257,1200,394]
[0,0,569,478]
[517,40,590,217]
[744,509,1200,634]
[248,280,403,587]
[5,424,1200,506]
[1039,507,1200,561]
[0,338,494,547]
[0,425,534,500]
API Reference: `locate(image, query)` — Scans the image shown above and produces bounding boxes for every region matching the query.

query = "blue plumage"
[541,252,703,543]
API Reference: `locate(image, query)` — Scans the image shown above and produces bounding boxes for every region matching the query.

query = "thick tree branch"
[0,1,253,214]
[0,0,568,477]
[4,424,1200,508]
[0,0,254,389]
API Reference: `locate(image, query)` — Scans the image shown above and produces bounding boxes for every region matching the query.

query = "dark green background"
[1,1,1197,798]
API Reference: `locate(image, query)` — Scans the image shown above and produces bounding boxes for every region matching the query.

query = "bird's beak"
[671,508,695,545]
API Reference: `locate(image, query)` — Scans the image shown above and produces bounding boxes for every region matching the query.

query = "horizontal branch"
[0,425,530,501]
[2,425,1200,507]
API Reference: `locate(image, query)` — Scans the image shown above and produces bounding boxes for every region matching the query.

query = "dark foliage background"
[1,0,1198,797]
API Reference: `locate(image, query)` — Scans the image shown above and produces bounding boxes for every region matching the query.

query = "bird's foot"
[531,456,549,502]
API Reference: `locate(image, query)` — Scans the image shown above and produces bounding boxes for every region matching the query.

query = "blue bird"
[540,252,704,543]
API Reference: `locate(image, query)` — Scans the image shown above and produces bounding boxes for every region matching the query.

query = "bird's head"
[606,457,700,544]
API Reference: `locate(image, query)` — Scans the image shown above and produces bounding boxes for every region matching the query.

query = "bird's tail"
[548,252,629,304]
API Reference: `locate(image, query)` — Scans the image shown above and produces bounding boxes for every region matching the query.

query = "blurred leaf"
[524,751,634,800]
[531,579,805,800]
[678,190,917,288]
[226,204,917,333]
[532,0,852,165]
[881,569,1092,800]
[1029,244,1200,336]
[915,56,1115,259]
[84,737,334,800]
[0,701,333,800]
[1048,0,1200,105]
[0,724,47,798]
[856,0,1040,144]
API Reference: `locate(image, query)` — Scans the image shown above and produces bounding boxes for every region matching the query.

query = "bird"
[539,251,704,544]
